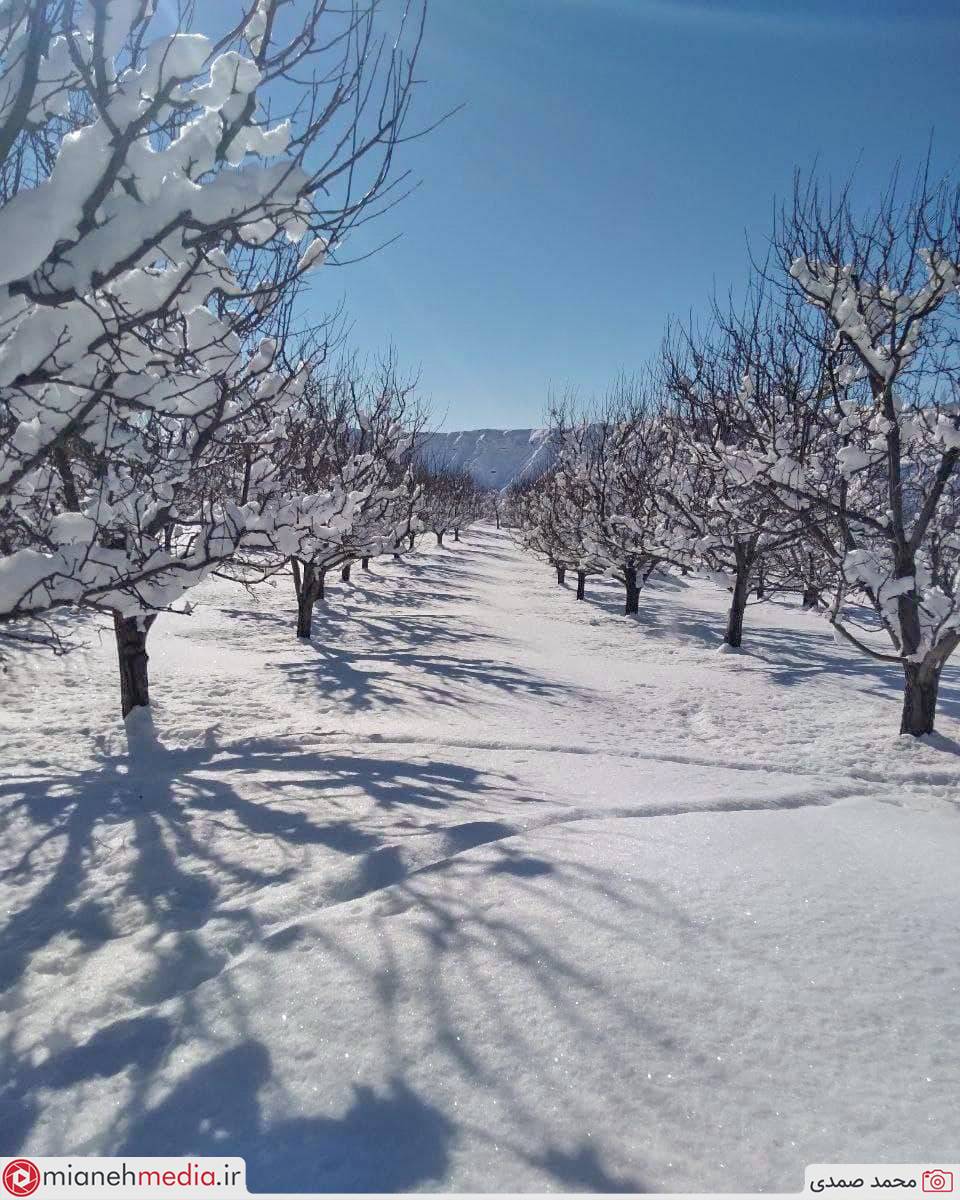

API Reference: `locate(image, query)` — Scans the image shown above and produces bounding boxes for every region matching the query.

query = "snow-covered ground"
[1,526,958,1192]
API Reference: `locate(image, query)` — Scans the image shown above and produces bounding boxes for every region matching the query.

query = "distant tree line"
[509,166,960,737]
[0,0,489,718]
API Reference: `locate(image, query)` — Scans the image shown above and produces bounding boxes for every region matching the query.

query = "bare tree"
[415,465,481,547]
[242,354,421,640]
[0,0,430,716]
[738,165,960,733]
[659,307,809,648]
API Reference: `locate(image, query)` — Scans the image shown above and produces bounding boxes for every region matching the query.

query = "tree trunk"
[361,557,370,570]
[341,563,351,583]
[901,661,940,736]
[755,559,765,600]
[624,566,639,615]
[802,553,819,607]
[495,513,501,529]
[436,531,444,547]
[408,532,416,550]
[724,559,751,648]
[556,564,566,586]
[296,591,316,639]
[294,560,320,639]
[576,570,586,600]
[113,612,157,717]
[454,529,460,542]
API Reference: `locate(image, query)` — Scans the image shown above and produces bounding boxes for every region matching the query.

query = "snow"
[2,527,959,1192]
[788,253,960,381]
[296,236,327,274]
[420,427,558,489]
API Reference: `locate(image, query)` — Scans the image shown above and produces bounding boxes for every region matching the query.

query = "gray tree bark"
[901,661,940,736]
[724,546,753,648]
[624,566,639,615]
[114,612,158,716]
[293,560,322,639]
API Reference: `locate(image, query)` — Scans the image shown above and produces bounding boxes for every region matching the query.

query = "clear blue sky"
[306,0,960,430]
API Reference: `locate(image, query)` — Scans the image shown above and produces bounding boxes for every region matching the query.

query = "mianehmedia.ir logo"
[1,1159,40,1198]
[1,1156,249,1197]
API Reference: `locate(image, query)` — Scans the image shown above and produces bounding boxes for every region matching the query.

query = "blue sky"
[305,0,960,430]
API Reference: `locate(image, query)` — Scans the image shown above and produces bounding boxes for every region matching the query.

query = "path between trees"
[1,526,958,1189]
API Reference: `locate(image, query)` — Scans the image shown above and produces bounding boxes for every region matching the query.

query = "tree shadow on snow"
[0,1030,459,1192]
[0,731,537,1182]
[117,1041,454,1192]
[0,774,743,1189]
[0,733,515,998]
[280,644,568,712]
[217,606,570,714]
[570,576,960,725]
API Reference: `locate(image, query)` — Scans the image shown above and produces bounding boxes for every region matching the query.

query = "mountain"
[418,428,557,490]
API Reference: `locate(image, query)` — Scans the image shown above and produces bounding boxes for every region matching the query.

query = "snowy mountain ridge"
[418,427,558,489]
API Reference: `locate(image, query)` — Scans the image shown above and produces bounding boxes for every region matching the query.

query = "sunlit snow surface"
[1,527,958,1191]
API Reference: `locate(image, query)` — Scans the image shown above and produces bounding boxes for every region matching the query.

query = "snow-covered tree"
[514,385,675,614]
[0,0,426,713]
[579,385,673,615]
[499,478,532,533]
[243,355,418,639]
[415,465,481,546]
[735,169,960,733]
[512,466,565,583]
[478,486,505,531]
[515,419,599,597]
[659,316,809,648]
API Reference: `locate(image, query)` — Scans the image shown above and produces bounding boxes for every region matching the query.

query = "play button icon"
[2,1160,40,1197]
